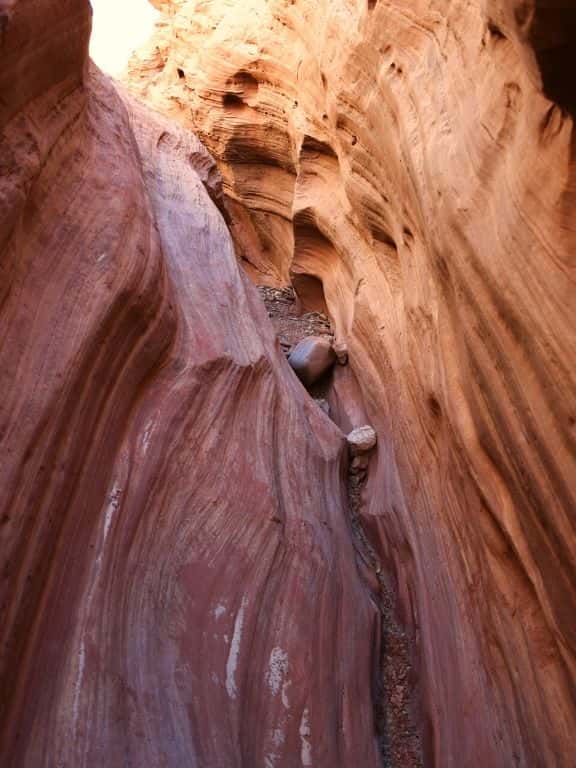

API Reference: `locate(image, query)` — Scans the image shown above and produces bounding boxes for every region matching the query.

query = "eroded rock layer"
[125,1,576,765]
[0,3,386,765]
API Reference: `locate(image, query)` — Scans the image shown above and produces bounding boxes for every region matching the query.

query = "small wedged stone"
[347,425,377,455]
[288,335,336,387]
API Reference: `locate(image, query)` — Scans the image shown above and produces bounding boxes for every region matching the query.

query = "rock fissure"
[257,281,423,767]
[347,458,423,768]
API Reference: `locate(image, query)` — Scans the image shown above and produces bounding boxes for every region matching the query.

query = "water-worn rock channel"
[258,284,422,767]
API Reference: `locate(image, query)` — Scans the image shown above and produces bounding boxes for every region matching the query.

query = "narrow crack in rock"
[348,465,423,768]
[257,282,423,768]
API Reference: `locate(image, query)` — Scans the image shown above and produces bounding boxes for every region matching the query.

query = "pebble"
[347,425,377,455]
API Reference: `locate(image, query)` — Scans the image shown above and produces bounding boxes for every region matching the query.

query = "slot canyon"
[0,0,575,765]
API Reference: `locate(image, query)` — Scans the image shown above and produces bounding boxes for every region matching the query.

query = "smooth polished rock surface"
[288,335,337,387]
[0,4,383,765]
[125,1,576,765]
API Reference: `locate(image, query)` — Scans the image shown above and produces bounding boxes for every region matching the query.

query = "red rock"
[0,5,382,766]
[2,0,576,766]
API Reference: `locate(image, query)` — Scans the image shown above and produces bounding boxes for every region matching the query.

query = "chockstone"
[288,335,336,387]
[347,425,377,456]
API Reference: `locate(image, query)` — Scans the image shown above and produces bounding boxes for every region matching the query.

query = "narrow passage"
[257,284,423,768]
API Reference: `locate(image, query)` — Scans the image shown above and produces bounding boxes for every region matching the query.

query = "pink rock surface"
[0,4,384,765]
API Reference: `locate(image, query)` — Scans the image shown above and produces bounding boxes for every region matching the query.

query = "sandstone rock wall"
[0,3,385,765]
[125,1,576,765]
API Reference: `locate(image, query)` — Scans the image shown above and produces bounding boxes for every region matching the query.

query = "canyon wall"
[0,2,386,765]
[125,1,576,766]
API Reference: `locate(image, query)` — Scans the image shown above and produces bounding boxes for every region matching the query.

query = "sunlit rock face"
[124,1,576,766]
[0,2,383,765]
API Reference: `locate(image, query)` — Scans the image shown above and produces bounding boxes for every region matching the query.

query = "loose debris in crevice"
[258,282,422,768]
[257,285,332,351]
[347,462,423,768]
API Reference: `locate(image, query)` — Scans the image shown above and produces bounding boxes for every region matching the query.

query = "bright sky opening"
[89,0,159,76]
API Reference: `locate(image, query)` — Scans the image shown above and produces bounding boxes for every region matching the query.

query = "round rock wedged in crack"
[347,425,377,456]
[288,335,336,387]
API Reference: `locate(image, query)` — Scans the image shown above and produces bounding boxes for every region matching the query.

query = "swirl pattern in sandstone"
[125,1,576,765]
[0,2,385,765]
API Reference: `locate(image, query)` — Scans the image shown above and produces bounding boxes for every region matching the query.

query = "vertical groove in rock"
[257,285,424,767]
[346,445,423,768]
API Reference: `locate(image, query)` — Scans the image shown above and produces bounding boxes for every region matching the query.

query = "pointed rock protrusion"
[334,341,349,365]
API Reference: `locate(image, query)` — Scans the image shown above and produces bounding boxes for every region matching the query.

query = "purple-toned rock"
[288,335,336,386]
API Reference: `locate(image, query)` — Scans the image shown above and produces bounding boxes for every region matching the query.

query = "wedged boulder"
[347,425,377,456]
[288,335,336,387]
